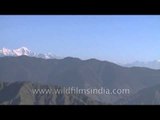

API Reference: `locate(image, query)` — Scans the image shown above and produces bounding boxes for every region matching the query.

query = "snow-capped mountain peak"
[1,48,12,55]
[0,47,60,59]
[16,47,30,52]
[13,47,31,56]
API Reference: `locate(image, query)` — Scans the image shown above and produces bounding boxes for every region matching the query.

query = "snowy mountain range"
[0,47,60,59]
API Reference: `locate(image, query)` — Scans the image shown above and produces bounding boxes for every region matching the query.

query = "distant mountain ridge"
[123,60,160,69]
[0,47,60,59]
[2,47,160,70]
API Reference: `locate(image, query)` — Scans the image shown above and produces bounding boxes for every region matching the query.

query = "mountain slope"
[116,84,160,105]
[0,56,160,90]
[1,56,160,103]
[0,81,101,105]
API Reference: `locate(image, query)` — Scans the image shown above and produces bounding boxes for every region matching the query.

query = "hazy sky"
[0,15,160,63]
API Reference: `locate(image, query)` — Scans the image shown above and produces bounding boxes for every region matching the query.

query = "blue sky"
[0,15,160,63]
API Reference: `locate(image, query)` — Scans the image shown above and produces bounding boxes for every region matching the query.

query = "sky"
[0,15,160,63]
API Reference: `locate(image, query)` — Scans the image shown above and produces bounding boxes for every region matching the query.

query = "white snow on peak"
[13,47,31,56]
[2,48,12,55]
[0,47,60,59]
[16,47,29,51]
